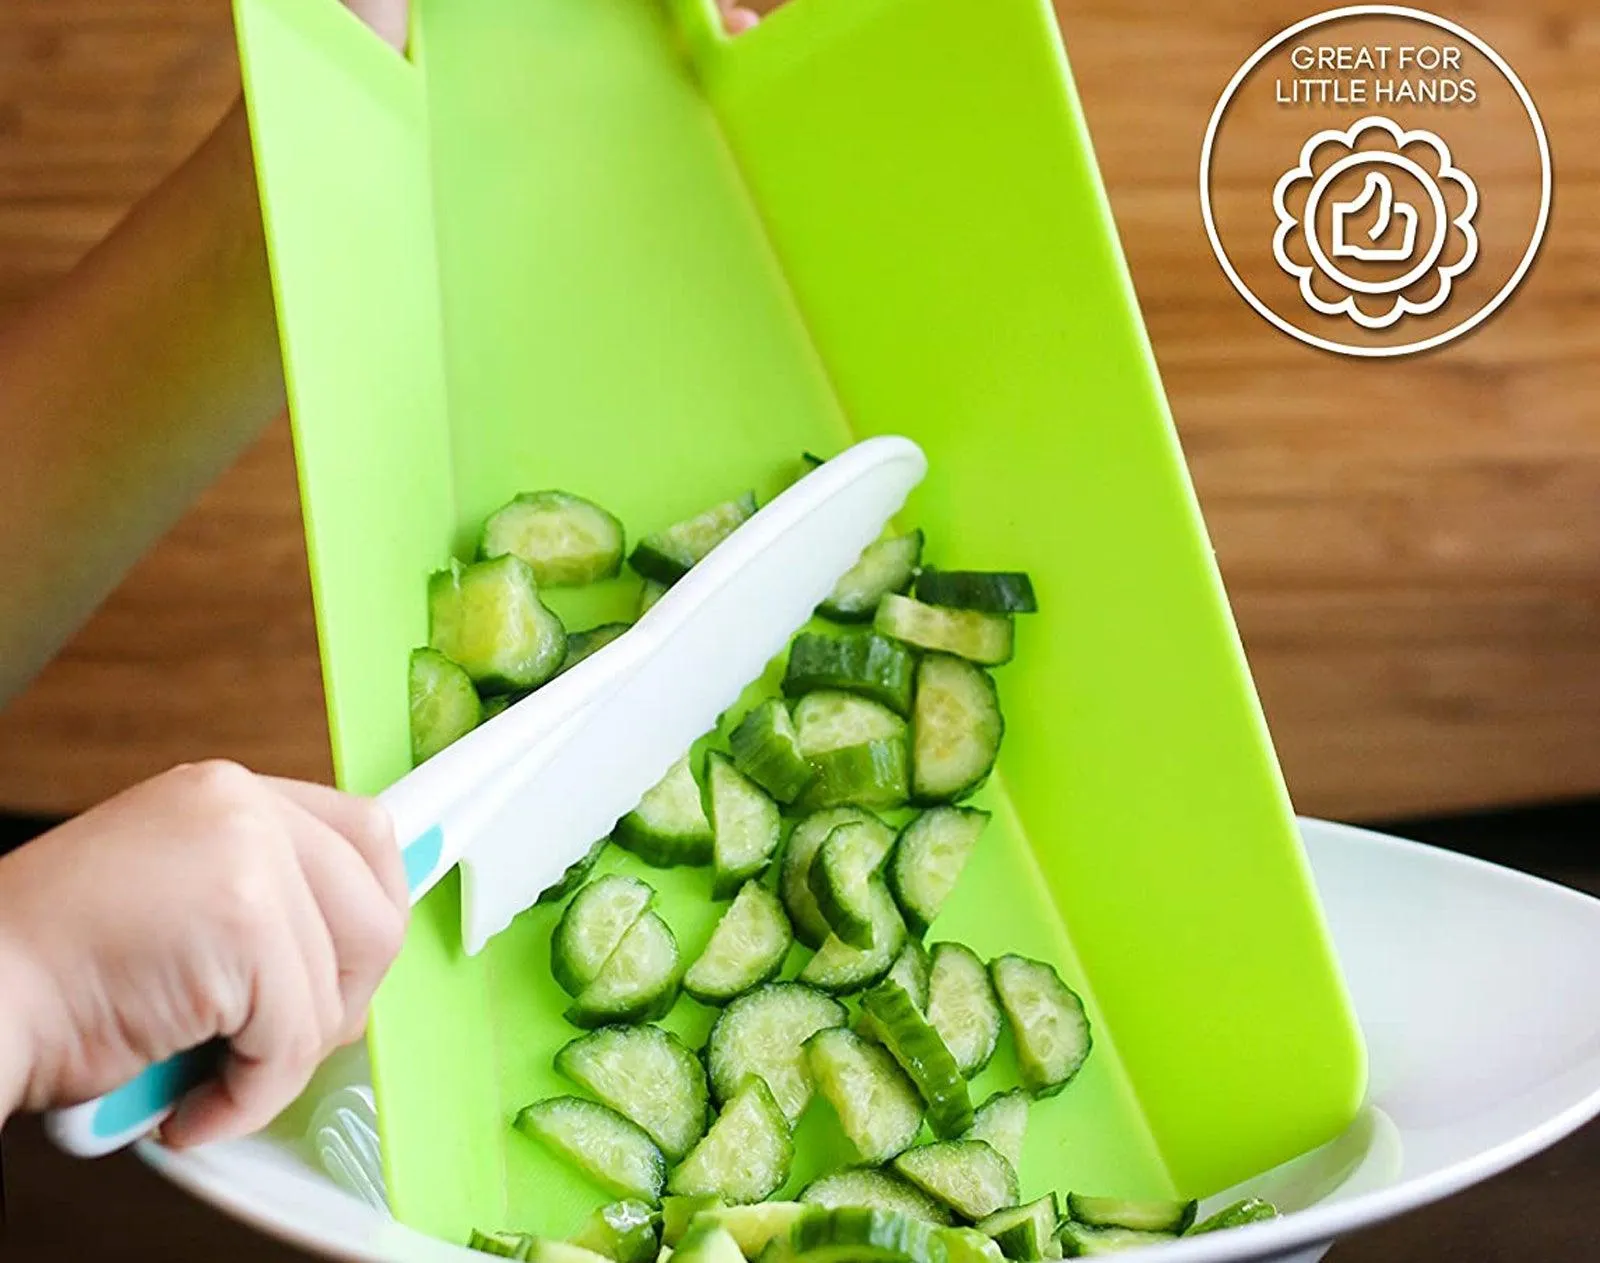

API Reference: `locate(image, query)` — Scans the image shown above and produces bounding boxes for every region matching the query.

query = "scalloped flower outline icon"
[1272,117,1480,330]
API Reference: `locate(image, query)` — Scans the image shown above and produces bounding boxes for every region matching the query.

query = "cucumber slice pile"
[705,983,846,1124]
[556,1026,709,1161]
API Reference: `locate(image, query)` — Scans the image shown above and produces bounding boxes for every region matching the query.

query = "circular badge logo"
[1200,6,1550,357]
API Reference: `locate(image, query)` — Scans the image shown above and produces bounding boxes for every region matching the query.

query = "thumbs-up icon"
[1331,170,1420,262]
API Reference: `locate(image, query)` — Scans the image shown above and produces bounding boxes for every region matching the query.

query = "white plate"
[139,819,1600,1263]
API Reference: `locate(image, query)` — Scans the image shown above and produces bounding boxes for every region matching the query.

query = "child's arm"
[0,761,407,1144]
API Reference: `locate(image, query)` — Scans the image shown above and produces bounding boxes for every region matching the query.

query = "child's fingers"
[722,6,759,33]
[267,778,408,916]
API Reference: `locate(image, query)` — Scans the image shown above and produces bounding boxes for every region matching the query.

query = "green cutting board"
[233,0,1365,1242]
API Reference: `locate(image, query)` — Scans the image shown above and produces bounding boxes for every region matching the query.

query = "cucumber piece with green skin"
[860,979,973,1138]
[783,632,916,717]
[819,531,924,623]
[889,808,991,935]
[1183,1199,1277,1235]
[809,819,899,948]
[805,1027,924,1163]
[799,882,908,995]
[989,955,1093,1097]
[536,838,609,907]
[481,690,526,722]
[913,571,1037,616]
[859,939,933,1043]
[782,808,891,949]
[667,1076,793,1204]
[1056,1225,1175,1257]
[571,1200,662,1263]
[705,753,783,897]
[552,874,655,996]
[429,555,567,693]
[876,594,1013,667]
[705,983,846,1123]
[926,944,1003,1078]
[729,700,812,805]
[671,1223,745,1263]
[964,1091,1029,1171]
[638,580,670,616]
[615,755,714,868]
[566,911,680,1028]
[630,494,757,586]
[892,1141,1019,1222]
[800,1169,952,1226]
[941,1228,1006,1263]
[515,1097,667,1202]
[910,657,1003,805]
[799,740,911,812]
[1065,1196,1195,1235]
[409,647,483,765]
[471,1229,535,1258]
[793,692,906,756]
[662,1198,727,1247]
[684,882,793,1005]
[790,1208,946,1263]
[977,1196,1058,1260]
[687,1204,812,1258]
[555,1025,709,1161]
[480,490,626,587]
[564,623,631,673]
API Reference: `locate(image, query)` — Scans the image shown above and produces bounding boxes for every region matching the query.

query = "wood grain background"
[0,0,1596,821]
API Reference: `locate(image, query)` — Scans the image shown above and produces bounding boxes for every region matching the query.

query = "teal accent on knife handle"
[402,824,444,897]
[91,1042,223,1140]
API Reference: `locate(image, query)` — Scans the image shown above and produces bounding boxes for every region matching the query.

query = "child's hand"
[342,0,408,51]
[0,761,408,1148]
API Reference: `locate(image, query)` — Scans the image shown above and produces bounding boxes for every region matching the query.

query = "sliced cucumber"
[571,1200,662,1263]
[639,580,670,616]
[798,882,908,995]
[565,622,631,673]
[859,979,973,1138]
[663,1197,727,1247]
[481,690,526,721]
[471,1229,535,1258]
[1064,1197,1193,1236]
[536,838,608,907]
[892,1141,1018,1222]
[533,1242,629,1263]
[819,531,924,623]
[552,874,655,997]
[926,943,1003,1078]
[911,657,1003,804]
[809,819,899,948]
[1184,1198,1277,1235]
[793,692,905,756]
[684,882,794,1005]
[799,739,910,812]
[515,1097,667,1202]
[668,1077,793,1204]
[800,1169,953,1226]
[1056,1225,1175,1257]
[672,1223,745,1263]
[782,808,891,949]
[913,571,1037,616]
[940,1227,1007,1263]
[790,1207,944,1263]
[429,555,567,693]
[705,983,846,1123]
[615,755,714,868]
[408,647,483,765]
[989,956,1092,1097]
[566,910,680,1028]
[889,808,991,935]
[729,700,813,805]
[859,938,933,1044]
[805,1027,924,1163]
[978,1196,1058,1261]
[688,1203,812,1258]
[480,491,626,587]
[630,494,757,586]
[965,1091,1029,1171]
[876,595,1013,667]
[555,1025,709,1161]
[783,632,915,717]
[705,753,782,898]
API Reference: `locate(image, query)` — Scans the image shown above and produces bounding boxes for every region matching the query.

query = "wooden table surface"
[0,0,1597,821]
